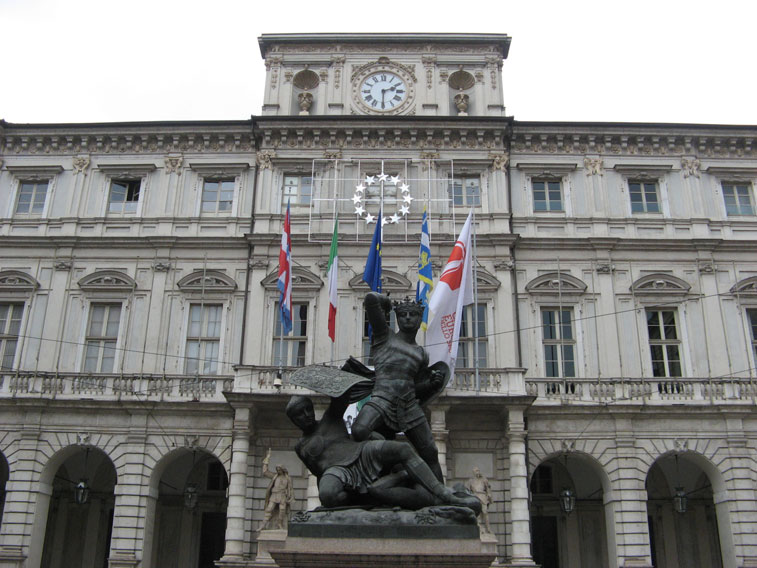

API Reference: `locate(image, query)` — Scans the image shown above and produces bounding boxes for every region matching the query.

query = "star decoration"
[389,213,401,224]
[381,216,390,226]
[399,183,410,193]
[351,170,412,226]
[365,175,376,185]
[355,205,365,216]
[402,194,414,204]
[399,205,410,215]
[352,194,363,205]
[355,183,366,193]
[389,175,401,184]
[365,213,376,224]
[377,173,389,182]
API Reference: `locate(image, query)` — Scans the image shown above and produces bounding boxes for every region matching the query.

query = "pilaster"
[506,408,536,566]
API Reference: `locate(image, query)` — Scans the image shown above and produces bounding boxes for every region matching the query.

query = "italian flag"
[327,217,339,342]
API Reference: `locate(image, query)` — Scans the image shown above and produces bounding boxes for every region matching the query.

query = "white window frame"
[98,164,155,218]
[614,165,673,218]
[282,174,314,207]
[721,182,756,217]
[0,302,25,371]
[704,166,757,219]
[5,166,62,219]
[78,301,125,374]
[447,174,482,208]
[627,179,669,216]
[644,309,684,378]
[106,178,144,216]
[184,303,225,375]
[540,307,577,378]
[189,163,248,217]
[272,300,310,367]
[455,302,489,369]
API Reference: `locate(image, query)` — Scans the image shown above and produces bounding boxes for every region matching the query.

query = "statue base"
[270,506,496,568]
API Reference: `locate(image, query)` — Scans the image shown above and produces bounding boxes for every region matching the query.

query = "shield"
[288,365,373,399]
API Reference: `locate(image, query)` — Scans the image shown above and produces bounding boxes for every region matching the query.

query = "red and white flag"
[327,216,339,342]
[425,210,474,371]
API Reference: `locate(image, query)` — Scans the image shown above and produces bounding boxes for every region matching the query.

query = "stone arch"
[730,275,757,296]
[631,273,692,296]
[348,269,412,294]
[525,272,588,297]
[0,270,40,293]
[528,445,613,497]
[177,270,237,293]
[261,266,323,291]
[78,270,136,293]
[644,446,735,568]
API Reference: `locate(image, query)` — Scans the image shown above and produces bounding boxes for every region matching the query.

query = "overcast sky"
[2,0,755,126]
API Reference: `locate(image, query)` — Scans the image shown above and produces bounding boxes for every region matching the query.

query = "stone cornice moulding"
[525,272,588,297]
[514,162,578,177]
[5,165,64,177]
[188,162,251,176]
[96,163,157,178]
[704,166,757,180]
[612,163,674,174]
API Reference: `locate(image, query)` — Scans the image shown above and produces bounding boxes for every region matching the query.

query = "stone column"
[506,408,536,566]
[430,405,449,481]
[218,404,253,564]
[608,455,653,568]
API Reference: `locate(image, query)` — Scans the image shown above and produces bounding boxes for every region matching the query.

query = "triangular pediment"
[525,272,587,296]
[631,274,691,295]
[261,267,323,291]
[177,270,237,293]
[78,270,136,293]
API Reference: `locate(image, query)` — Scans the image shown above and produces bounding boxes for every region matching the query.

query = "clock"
[359,72,407,112]
[351,60,416,115]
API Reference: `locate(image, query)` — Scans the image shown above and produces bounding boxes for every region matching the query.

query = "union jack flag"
[278,201,293,334]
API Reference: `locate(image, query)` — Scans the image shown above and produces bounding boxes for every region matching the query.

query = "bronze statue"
[286,393,480,512]
[466,467,493,533]
[351,293,448,481]
[259,449,294,530]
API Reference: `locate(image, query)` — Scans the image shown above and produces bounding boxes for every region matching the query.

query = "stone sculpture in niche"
[466,467,493,533]
[259,448,294,531]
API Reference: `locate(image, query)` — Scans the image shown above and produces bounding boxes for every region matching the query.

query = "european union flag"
[416,206,432,330]
[363,210,382,292]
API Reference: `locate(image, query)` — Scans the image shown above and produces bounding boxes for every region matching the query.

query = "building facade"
[0,33,755,567]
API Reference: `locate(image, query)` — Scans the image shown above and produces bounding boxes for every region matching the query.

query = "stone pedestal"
[270,506,495,568]
[254,529,287,565]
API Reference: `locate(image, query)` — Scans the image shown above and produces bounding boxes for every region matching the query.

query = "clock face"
[360,72,407,112]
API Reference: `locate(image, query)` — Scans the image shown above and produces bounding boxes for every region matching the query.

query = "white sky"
[2,0,755,125]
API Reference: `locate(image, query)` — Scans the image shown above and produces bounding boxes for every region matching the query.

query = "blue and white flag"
[416,206,433,331]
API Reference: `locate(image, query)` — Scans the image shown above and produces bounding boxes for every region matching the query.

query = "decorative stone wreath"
[353,165,413,225]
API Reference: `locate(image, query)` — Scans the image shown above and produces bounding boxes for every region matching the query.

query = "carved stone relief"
[584,157,604,176]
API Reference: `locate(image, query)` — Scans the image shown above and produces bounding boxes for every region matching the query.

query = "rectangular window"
[541,308,575,378]
[84,304,121,373]
[532,179,563,212]
[108,179,141,214]
[629,181,660,213]
[185,304,222,375]
[0,303,23,370]
[362,309,397,366]
[646,309,682,377]
[15,181,49,214]
[456,303,487,368]
[448,176,481,207]
[722,183,755,216]
[747,309,757,362]
[201,179,235,213]
[273,302,308,366]
[283,175,313,205]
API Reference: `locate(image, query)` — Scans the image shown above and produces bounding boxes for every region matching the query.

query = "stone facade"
[0,33,755,568]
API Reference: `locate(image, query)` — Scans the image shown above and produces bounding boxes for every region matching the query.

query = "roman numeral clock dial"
[360,71,407,112]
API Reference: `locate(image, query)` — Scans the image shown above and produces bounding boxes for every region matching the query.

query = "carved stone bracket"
[698,262,715,274]
[681,157,701,178]
[324,149,342,161]
[489,152,509,172]
[77,432,91,445]
[164,155,183,175]
[673,438,689,453]
[54,260,73,271]
[184,435,200,448]
[596,263,615,274]
[493,260,514,271]
[584,157,604,176]
[422,55,436,90]
[72,155,91,175]
[257,150,276,170]
[152,261,171,272]
[561,440,576,453]
[331,55,345,89]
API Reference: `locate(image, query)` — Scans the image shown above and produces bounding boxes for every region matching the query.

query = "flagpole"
[472,207,480,395]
